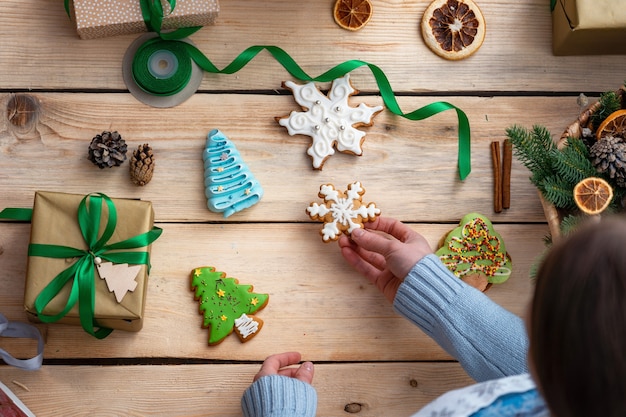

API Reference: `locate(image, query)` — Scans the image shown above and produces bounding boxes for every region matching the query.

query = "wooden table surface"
[0,0,624,415]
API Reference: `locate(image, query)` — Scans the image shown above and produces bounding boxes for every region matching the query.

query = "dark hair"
[530,217,626,417]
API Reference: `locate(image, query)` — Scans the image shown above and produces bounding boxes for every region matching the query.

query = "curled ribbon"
[0,313,44,370]
[8,193,162,339]
[132,40,472,180]
[62,0,472,179]
[131,2,471,180]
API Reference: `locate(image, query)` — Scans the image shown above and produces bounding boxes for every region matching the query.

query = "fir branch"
[541,175,577,209]
[590,91,621,129]
[551,137,596,185]
[506,125,557,188]
[528,247,549,281]
[560,214,584,237]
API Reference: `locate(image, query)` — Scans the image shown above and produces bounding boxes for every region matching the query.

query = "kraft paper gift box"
[552,0,626,55]
[23,191,161,336]
[68,0,220,40]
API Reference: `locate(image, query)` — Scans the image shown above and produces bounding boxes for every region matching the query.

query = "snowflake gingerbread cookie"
[276,74,383,169]
[306,181,381,242]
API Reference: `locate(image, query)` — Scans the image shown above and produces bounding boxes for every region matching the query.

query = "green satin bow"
[3,193,162,339]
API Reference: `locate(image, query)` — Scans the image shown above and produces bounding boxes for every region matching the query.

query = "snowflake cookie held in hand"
[276,74,383,170]
[307,181,381,242]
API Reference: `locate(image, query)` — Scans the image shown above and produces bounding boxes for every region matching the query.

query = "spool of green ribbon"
[132,38,192,96]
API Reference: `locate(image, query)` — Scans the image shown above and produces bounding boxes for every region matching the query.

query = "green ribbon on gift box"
[0,193,162,339]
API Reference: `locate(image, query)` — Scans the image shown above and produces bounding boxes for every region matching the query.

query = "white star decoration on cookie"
[306,181,381,242]
[277,74,383,169]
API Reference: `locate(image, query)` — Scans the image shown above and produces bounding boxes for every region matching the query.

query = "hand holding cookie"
[339,217,433,303]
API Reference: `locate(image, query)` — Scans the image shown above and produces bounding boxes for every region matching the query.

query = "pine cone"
[590,135,626,187]
[130,143,155,186]
[88,131,127,168]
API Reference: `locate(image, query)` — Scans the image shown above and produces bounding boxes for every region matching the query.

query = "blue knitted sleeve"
[241,375,317,417]
[393,254,529,382]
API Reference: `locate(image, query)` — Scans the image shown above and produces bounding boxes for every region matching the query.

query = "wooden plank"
[0,362,475,416]
[0,0,623,93]
[0,222,547,361]
[0,93,583,223]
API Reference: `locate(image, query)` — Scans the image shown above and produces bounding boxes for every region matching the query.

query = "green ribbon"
[1,194,162,339]
[550,0,556,11]
[138,0,202,39]
[0,207,33,221]
[62,0,471,179]
[128,2,471,180]
[132,41,472,180]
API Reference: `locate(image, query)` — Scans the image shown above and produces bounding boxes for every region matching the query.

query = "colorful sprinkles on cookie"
[191,267,269,345]
[306,181,381,242]
[436,213,512,287]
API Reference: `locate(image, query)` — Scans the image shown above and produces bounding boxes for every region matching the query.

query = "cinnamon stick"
[491,141,502,213]
[502,139,512,209]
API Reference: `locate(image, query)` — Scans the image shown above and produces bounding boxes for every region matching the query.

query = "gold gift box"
[23,191,157,332]
[552,0,626,55]
[68,0,219,40]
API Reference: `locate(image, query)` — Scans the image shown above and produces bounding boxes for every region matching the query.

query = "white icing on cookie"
[234,313,260,339]
[307,181,380,241]
[203,129,264,218]
[278,74,383,169]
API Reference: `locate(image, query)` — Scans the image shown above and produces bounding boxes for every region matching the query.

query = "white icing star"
[278,74,383,169]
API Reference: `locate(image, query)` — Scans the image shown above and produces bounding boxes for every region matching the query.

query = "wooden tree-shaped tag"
[190,266,269,345]
[95,259,142,303]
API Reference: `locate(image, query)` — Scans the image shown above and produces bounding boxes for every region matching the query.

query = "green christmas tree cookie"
[436,213,512,291]
[191,267,269,345]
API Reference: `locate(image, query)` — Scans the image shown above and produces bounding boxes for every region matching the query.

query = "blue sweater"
[241,254,531,417]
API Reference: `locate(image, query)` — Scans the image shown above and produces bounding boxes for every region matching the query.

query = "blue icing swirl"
[203,129,264,217]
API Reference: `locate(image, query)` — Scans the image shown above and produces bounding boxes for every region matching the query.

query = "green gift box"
[552,0,626,55]
[67,0,219,40]
[22,191,162,338]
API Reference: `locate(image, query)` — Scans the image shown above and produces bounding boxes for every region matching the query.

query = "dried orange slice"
[333,0,373,31]
[573,177,613,215]
[421,0,486,60]
[595,109,626,140]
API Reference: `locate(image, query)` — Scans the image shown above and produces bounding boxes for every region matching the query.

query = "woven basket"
[540,87,626,242]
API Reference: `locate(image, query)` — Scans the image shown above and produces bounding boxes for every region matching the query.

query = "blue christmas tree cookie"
[203,129,264,217]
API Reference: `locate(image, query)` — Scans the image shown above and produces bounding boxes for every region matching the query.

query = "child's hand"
[338,216,433,303]
[253,352,314,385]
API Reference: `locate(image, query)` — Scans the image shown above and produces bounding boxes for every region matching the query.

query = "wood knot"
[344,403,362,413]
[6,93,39,134]
[409,378,419,388]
